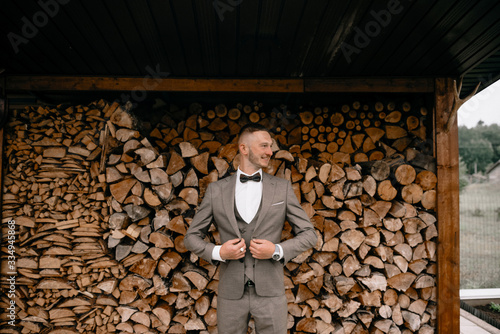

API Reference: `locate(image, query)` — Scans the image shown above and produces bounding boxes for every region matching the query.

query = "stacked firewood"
[1,97,437,334]
[1,101,127,333]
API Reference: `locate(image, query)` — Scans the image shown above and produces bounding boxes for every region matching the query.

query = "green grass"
[460,182,500,289]
[491,302,500,313]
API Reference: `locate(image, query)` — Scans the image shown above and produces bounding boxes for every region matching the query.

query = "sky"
[457,78,500,128]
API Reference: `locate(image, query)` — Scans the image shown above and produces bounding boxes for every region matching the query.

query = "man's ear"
[239,142,248,154]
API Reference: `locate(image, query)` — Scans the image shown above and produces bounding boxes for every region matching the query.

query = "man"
[184,123,317,334]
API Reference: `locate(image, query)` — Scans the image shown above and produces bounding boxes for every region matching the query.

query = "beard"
[248,147,270,169]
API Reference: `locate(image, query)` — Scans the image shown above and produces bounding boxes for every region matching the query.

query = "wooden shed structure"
[2,1,500,333]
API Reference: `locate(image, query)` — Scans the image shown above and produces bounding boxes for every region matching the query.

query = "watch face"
[273,253,280,260]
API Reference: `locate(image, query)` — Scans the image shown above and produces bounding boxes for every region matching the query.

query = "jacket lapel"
[255,173,276,232]
[221,174,241,238]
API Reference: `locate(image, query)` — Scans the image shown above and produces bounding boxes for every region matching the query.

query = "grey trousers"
[217,285,287,334]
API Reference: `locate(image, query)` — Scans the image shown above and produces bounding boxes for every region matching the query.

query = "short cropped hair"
[238,123,270,144]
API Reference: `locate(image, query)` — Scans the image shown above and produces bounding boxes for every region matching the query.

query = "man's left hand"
[249,239,275,259]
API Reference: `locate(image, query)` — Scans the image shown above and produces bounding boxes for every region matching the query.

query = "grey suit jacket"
[184,172,317,300]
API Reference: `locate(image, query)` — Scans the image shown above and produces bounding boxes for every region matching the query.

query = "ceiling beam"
[4,76,303,93]
[305,77,435,93]
[4,76,435,93]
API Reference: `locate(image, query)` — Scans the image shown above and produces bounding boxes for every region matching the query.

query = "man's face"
[246,131,273,170]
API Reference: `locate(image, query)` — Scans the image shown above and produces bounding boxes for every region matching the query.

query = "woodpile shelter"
[1,1,500,333]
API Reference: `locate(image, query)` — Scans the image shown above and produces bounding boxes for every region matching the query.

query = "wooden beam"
[305,77,435,93]
[5,76,436,93]
[435,77,460,334]
[6,76,304,93]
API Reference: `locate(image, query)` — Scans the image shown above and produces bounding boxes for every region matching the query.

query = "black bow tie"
[240,173,261,183]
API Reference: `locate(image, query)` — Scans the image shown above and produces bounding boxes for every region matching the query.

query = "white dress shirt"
[212,168,283,262]
[235,168,263,223]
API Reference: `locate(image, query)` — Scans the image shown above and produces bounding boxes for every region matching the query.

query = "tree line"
[459,121,500,175]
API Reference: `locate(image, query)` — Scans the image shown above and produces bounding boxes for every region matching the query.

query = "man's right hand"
[220,238,246,260]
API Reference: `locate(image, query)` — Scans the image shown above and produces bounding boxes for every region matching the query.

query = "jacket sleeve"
[184,183,218,264]
[279,180,318,264]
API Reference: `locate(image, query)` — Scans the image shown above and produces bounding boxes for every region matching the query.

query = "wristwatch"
[272,244,280,261]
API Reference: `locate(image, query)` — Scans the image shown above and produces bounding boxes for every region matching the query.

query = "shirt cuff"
[276,244,283,260]
[212,245,225,262]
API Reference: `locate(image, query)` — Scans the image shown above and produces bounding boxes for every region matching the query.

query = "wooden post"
[435,78,460,334]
